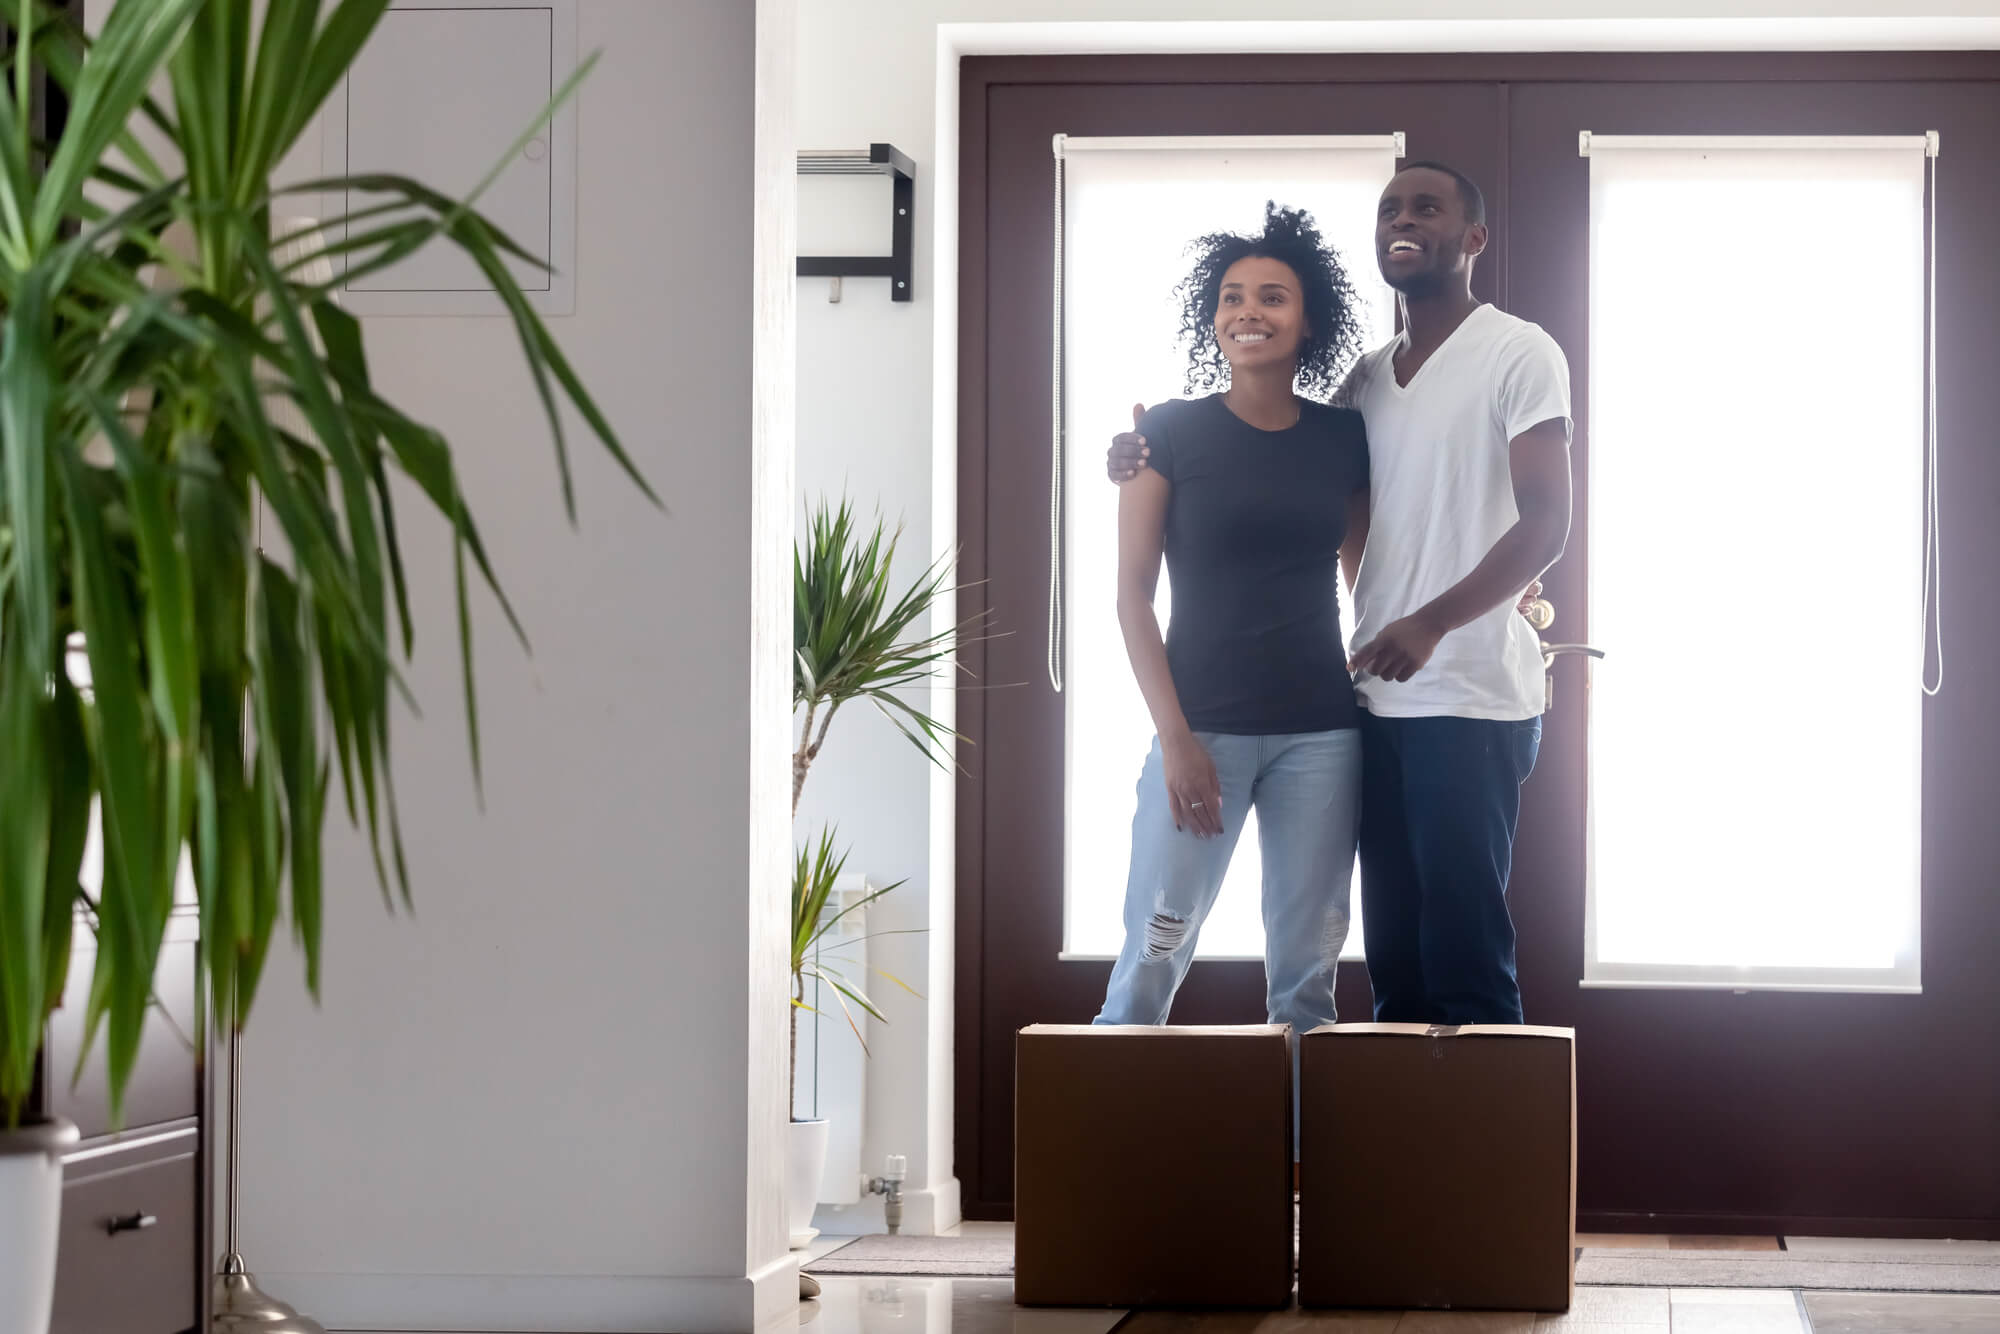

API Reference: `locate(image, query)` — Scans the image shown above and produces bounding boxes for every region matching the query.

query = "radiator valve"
[863,1154,908,1234]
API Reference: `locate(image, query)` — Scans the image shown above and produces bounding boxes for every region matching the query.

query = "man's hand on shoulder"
[1107,402,1151,483]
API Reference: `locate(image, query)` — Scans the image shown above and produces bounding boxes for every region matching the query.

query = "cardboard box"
[1297,1023,1576,1313]
[1014,1024,1294,1308]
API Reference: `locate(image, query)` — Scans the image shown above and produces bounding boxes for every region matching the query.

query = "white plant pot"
[1,1118,79,1334]
[788,1118,831,1249]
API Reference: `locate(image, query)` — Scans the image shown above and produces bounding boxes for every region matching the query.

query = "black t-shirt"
[1144,394,1370,735]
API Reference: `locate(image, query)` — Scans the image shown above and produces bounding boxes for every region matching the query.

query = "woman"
[1094,203,1372,1042]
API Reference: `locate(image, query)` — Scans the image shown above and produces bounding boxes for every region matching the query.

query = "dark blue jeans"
[1358,711,1542,1025]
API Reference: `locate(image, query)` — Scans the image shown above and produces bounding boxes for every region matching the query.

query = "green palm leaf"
[0,0,652,1127]
[790,496,991,817]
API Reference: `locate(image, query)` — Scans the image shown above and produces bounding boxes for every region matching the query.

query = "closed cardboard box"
[1298,1023,1576,1313]
[1015,1024,1294,1308]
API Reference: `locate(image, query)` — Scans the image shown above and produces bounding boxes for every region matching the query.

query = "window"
[1054,136,1399,961]
[1582,135,1932,992]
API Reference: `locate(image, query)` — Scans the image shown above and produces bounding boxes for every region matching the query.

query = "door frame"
[955,49,2000,1228]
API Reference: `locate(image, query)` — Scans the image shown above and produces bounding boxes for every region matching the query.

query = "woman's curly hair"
[1175,201,1367,399]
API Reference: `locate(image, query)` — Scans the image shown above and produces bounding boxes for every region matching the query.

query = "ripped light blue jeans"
[1095,728,1362,1038]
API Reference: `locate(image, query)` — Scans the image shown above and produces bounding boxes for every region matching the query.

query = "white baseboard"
[807,1178,962,1237]
[928,1176,963,1233]
[266,1258,801,1334]
[744,1252,803,1331]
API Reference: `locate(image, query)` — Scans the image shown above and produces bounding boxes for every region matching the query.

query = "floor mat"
[808,1235,2000,1291]
[1577,1247,2000,1293]
[806,1234,1015,1277]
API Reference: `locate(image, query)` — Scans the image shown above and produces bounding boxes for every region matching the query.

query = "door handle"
[1539,642,1604,713]
[1540,642,1605,669]
[106,1212,157,1235]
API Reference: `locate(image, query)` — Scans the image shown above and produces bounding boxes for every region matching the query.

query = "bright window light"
[1057,139,1399,962]
[1584,137,1928,992]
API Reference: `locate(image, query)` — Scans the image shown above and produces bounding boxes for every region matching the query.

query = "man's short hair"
[1398,160,1486,226]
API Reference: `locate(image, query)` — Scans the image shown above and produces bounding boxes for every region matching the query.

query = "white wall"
[792,0,2000,1230]
[792,188,956,1233]
[202,3,796,1331]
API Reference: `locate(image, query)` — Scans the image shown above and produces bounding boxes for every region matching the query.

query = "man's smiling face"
[1376,166,1486,298]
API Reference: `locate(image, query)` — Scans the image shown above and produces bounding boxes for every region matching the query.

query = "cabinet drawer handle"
[106,1212,158,1235]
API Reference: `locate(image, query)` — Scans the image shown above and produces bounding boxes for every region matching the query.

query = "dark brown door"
[957,54,2000,1234]
[1500,72,2000,1237]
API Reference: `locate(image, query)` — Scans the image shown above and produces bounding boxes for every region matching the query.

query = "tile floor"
[796,1225,2000,1334]
[1802,1291,2000,1334]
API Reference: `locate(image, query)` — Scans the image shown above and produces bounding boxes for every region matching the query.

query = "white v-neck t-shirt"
[1343,303,1572,721]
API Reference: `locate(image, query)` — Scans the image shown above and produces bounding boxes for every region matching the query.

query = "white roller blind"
[1053,135,1400,962]
[1582,134,1933,993]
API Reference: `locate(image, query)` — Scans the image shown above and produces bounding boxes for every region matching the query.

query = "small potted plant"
[785,829,902,1249]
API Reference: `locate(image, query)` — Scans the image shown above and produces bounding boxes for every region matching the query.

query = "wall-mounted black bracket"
[797,143,914,303]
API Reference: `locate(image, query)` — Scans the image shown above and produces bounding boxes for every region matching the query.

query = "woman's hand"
[1162,731,1224,838]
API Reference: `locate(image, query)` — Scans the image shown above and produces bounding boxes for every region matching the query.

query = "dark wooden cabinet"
[36,909,206,1334]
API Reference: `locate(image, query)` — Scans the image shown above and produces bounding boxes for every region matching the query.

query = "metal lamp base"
[212,1254,326,1333]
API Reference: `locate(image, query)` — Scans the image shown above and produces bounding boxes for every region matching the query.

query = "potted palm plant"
[786,829,901,1250]
[787,498,968,1252]
[0,4,649,1329]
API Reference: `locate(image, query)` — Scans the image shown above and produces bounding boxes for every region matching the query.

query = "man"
[1107,163,1572,1025]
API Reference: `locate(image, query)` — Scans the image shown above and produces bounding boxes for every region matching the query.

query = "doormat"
[807,1233,1014,1277]
[807,1236,2000,1291]
[1577,1248,2000,1293]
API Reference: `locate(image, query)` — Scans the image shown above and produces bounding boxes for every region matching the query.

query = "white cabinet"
[322,1,577,315]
